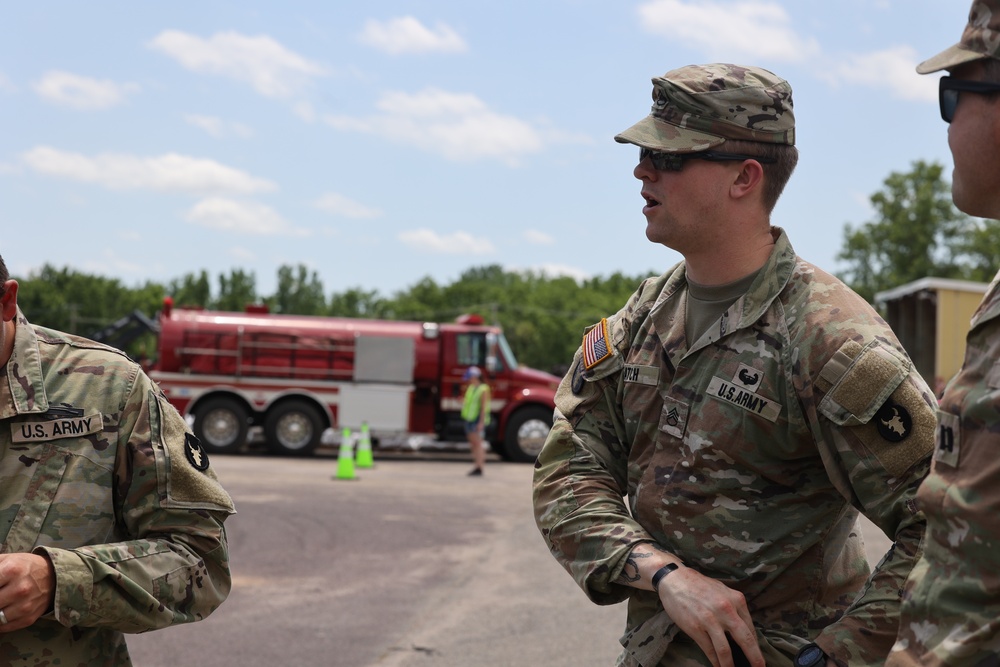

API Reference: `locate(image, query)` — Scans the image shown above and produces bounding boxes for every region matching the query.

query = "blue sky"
[1,1,963,298]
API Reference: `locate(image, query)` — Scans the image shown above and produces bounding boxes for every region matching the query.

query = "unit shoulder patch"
[184,432,210,471]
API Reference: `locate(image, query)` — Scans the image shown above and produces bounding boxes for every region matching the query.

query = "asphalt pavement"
[125,447,893,667]
[126,449,626,666]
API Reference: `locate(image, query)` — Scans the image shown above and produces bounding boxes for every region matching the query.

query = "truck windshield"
[496,333,518,370]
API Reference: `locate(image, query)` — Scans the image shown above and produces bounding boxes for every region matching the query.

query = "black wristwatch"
[794,643,827,667]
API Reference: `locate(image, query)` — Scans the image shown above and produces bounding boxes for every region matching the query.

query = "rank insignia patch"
[184,432,210,471]
[582,318,612,370]
[876,400,912,442]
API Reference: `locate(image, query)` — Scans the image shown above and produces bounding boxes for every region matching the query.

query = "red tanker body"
[149,300,559,462]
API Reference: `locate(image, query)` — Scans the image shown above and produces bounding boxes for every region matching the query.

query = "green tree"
[328,287,386,318]
[270,264,326,315]
[838,160,969,302]
[13,265,166,359]
[169,271,212,308]
[215,268,258,312]
[951,218,1000,283]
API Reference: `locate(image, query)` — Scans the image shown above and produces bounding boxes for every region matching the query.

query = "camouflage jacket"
[0,309,235,666]
[888,269,1000,666]
[533,228,935,667]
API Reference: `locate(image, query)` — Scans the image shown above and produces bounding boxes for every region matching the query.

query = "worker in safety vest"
[461,366,491,476]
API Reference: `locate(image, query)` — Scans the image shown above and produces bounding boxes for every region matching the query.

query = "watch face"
[798,646,824,666]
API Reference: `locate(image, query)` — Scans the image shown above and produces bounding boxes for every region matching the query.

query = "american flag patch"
[583,318,612,370]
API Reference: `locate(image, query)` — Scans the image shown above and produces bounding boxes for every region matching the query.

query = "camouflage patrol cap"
[918,0,1000,74]
[614,63,794,153]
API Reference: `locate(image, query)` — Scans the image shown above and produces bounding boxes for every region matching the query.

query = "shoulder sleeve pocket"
[817,339,935,479]
[817,339,908,426]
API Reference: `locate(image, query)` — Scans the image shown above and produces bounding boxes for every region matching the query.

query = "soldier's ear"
[0,280,18,322]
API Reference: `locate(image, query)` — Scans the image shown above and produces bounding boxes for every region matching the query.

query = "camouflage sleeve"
[808,339,935,666]
[533,348,654,605]
[886,412,1000,667]
[533,284,664,605]
[887,316,1000,666]
[36,371,235,632]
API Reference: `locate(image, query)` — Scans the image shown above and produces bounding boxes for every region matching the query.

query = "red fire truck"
[147,300,560,462]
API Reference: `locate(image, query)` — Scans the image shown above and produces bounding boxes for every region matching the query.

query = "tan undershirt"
[685,269,761,343]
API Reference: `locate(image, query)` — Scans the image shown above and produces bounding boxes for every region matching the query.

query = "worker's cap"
[918,0,1000,74]
[463,366,482,381]
[614,63,795,153]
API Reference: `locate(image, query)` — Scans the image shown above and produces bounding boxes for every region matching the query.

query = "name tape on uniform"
[706,377,780,422]
[622,364,659,386]
[12,413,103,443]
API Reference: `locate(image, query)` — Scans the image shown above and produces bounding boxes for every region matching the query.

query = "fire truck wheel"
[502,406,553,463]
[265,401,324,456]
[193,397,250,454]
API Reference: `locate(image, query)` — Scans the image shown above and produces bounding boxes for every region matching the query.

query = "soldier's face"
[947,60,1000,218]
[634,153,732,254]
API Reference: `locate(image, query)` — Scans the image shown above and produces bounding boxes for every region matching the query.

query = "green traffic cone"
[335,427,357,480]
[356,422,374,468]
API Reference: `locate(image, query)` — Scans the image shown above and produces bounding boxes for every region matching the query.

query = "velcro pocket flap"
[817,339,909,426]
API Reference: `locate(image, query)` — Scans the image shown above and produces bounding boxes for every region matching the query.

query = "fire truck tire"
[193,397,250,454]
[265,401,324,456]
[502,406,553,463]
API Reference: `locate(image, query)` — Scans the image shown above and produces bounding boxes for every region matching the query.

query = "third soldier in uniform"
[889,2,1000,665]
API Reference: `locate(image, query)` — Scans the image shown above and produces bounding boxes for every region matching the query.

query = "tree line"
[14,262,652,376]
[15,160,1000,375]
[838,160,1000,302]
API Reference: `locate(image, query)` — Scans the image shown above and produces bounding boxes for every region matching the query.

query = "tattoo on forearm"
[617,551,652,584]
[616,545,673,585]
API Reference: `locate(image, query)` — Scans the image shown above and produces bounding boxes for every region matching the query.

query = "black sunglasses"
[639,147,776,172]
[939,76,1000,123]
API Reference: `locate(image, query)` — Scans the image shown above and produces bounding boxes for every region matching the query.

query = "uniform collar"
[0,308,50,419]
[652,226,796,349]
[734,226,797,329]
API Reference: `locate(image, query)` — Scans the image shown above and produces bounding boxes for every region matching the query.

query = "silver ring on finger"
[0,608,8,625]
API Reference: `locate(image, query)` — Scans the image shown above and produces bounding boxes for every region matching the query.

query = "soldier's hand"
[657,566,764,667]
[0,553,56,632]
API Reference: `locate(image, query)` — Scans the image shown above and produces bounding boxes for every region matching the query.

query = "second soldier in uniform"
[533,64,936,667]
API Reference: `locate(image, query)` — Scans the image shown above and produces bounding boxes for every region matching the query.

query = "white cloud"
[314,193,382,219]
[359,16,468,55]
[523,230,555,245]
[637,0,820,62]
[398,228,494,254]
[184,114,254,138]
[822,46,938,102]
[185,198,308,236]
[148,30,325,98]
[22,146,276,194]
[326,88,543,164]
[33,70,139,110]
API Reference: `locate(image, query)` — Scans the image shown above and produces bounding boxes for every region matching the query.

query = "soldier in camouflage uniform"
[532,64,936,667]
[887,3,1000,665]
[0,254,235,666]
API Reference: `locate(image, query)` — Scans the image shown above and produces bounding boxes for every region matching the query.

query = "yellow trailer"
[875,277,989,395]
